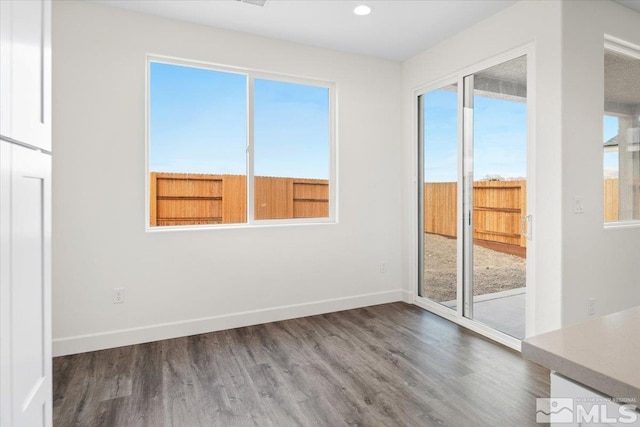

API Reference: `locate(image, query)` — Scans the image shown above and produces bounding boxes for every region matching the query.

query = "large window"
[603,41,640,224]
[147,57,335,229]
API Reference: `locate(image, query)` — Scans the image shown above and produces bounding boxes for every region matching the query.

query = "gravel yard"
[423,233,525,302]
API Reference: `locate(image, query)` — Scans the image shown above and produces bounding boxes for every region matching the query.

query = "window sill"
[603,220,640,230]
[145,218,338,233]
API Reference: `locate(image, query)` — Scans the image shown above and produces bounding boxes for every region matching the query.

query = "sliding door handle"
[520,214,532,240]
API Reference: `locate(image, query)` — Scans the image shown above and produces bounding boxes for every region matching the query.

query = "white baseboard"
[401,289,414,303]
[53,289,405,357]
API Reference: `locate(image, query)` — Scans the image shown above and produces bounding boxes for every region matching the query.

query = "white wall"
[401,0,564,335]
[52,1,403,356]
[561,0,640,326]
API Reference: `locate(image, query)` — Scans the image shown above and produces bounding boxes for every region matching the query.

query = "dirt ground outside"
[423,233,525,302]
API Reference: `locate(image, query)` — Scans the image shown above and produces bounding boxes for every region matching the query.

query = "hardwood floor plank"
[267,321,376,426]
[112,342,165,427]
[308,312,470,426]
[53,303,549,426]
[94,346,134,402]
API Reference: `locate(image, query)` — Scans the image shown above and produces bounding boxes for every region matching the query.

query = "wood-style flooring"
[53,302,549,426]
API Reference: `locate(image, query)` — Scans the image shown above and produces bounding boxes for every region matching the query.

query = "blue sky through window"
[254,79,329,179]
[149,62,247,175]
[473,95,527,180]
[423,88,458,182]
[149,62,329,179]
[422,88,527,182]
[604,115,619,175]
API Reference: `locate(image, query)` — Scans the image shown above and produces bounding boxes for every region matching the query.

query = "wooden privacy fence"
[426,179,624,249]
[149,172,329,226]
[424,180,528,249]
[150,172,622,238]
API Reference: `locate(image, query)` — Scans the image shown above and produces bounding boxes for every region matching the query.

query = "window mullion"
[247,74,255,224]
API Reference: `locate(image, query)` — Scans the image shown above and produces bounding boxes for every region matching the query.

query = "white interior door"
[0,0,52,422]
[0,141,52,427]
[0,0,52,152]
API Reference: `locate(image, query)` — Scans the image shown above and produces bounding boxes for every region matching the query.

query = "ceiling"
[616,0,640,14]
[605,49,640,113]
[94,0,640,62]
[94,0,517,61]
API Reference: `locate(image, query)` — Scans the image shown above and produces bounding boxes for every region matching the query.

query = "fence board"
[604,178,619,222]
[157,199,222,226]
[157,177,221,197]
[255,177,293,220]
[424,182,457,237]
[293,179,329,218]
[222,175,246,224]
[150,172,157,226]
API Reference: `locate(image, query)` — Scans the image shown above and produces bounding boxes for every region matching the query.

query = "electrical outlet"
[113,288,125,304]
[380,263,387,274]
[588,297,596,316]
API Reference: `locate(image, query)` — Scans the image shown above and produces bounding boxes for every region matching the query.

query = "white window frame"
[603,36,640,229]
[145,54,337,231]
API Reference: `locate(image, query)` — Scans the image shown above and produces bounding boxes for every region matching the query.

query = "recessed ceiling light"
[353,5,372,16]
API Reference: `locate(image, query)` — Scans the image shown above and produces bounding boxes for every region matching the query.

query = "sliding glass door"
[418,55,529,342]
[466,56,528,339]
[418,84,459,310]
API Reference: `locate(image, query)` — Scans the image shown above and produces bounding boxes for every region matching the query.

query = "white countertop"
[522,306,640,403]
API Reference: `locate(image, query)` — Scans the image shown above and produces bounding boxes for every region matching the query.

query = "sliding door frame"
[416,78,462,305]
[411,43,536,351]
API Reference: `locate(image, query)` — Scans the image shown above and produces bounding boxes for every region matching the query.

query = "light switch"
[574,197,584,214]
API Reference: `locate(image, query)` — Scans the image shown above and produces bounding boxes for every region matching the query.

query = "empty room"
[1,0,640,426]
